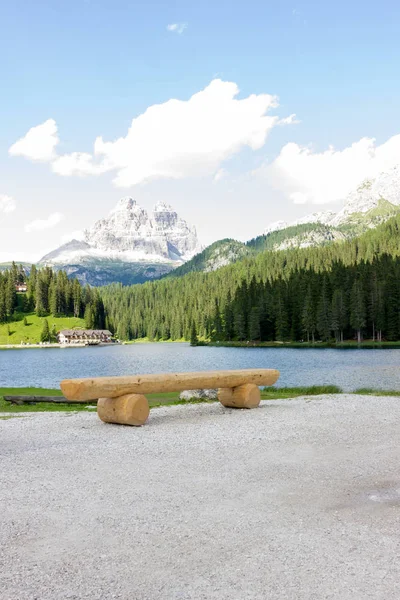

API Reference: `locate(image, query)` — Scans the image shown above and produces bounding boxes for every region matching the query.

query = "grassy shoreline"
[1,385,400,415]
[204,340,400,349]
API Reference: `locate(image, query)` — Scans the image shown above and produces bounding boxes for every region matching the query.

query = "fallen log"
[3,395,96,405]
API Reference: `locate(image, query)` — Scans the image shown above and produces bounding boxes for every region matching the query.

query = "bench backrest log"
[61,369,280,402]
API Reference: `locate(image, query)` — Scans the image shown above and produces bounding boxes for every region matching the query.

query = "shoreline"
[204,340,400,349]
[2,339,400,350]
[0,342,121,350]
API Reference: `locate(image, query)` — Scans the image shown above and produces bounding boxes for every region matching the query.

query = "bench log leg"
[97,394,150,426]
[218,383,261,409]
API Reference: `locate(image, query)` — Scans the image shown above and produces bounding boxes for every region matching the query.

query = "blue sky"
[1,0,400,261]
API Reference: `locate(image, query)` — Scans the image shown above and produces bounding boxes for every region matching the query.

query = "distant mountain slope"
[265,165,400,235]
[170,223,346,278]
[0,262,31,272]
[247,223,345,252]
[170,167,400,279]
[167,239,249,277]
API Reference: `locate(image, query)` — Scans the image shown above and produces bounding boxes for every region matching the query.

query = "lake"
[2,343,400,391]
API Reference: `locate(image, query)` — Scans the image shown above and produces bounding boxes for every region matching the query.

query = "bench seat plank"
[61,369,279,401]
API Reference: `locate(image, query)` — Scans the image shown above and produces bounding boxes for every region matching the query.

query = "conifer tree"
[248,306,261,341]
[212,299,223,341]
[302,285,316,343]
[350,279,366,343]
[234,311,246,341]
[223,291,234,340]
[5,274,17,316]
[331,288,347,343]
[190,322,199,346]
[40,319,50,342]
[317,279,331,341]
[0,286,6,323]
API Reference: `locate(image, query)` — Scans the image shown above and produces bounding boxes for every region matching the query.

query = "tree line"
[3,214,400,344]
[207,257,396,344]
[0,262,106,330]
[101,216,400,343]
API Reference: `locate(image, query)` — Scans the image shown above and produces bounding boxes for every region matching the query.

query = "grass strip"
[1,385,399,415]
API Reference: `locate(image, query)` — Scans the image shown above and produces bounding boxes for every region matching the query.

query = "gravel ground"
[1,394,400,600]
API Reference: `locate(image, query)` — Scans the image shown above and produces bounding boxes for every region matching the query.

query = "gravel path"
[1,395,400,600]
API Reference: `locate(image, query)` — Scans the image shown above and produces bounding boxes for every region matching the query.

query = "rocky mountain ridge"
[176,166,400,276]
[265,165,400,236]
[39,198,202,285]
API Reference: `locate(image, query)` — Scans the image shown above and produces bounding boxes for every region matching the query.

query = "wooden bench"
[60,369,280,426]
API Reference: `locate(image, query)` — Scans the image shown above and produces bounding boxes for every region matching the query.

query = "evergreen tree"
[248,306,261,341]
[331,288,347,343]
[0,286,6,323]
[350,279,366,343]
[274,283,289,341]
[5,274,17,316]
[223,291,235,340]
[35,276,47,316]
[190,322,199,346]
[234,310,246,341]
[40,319,50,342]
[84,304,94,329]
[316,279,331,341]
[212,300,223,341]
[302,285,316,343]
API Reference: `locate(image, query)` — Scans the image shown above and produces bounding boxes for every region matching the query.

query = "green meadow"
[0,313,86,346]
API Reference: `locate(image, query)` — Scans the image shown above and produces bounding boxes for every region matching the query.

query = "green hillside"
[168,202,400,280]
[0,265,104,345]
[168,239,249,277]
[0,313,86,345]
[246,222,342,252]
[168,224,343,278]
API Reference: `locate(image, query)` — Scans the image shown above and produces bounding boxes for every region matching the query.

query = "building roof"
[59,329,112,336]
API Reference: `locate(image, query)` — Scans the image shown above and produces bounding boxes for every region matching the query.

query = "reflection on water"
[3,343,400,391]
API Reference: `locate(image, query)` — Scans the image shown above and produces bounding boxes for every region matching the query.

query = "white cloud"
[278,113,300,126]
[52,152,110,177]
[0,195,16,214]
[11,80,293,188]
[214,168,228,182]
[25,212,64,232]
[167,23,187,34]
[263,135,400,204]
[9,119,59,161]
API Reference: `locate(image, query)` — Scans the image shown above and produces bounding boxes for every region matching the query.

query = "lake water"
[2,343,400,391]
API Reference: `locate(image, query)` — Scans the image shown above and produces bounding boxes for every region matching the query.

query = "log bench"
[60,369,280,426]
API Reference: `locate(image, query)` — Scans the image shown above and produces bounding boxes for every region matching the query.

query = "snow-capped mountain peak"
[153,201,174,213]
[40,198,202,271]
[110,196,137,213]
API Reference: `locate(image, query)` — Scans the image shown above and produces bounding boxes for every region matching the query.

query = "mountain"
[39,198,202,285]
[266,165,400,236]
[332,165,400,225]
[173,166,400,278]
